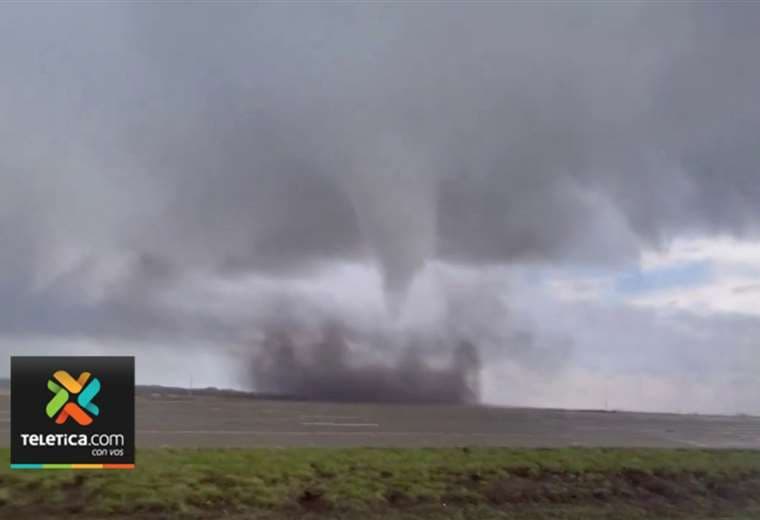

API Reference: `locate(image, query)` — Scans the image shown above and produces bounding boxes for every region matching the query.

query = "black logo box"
[11,356,134,465]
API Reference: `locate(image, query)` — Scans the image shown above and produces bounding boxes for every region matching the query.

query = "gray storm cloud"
[3,2,760,293]
[117,2,758,296]
[1,2,760,402]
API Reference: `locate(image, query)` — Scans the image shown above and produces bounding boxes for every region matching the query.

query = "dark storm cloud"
[2,2,760,296]
[121,2,760,285]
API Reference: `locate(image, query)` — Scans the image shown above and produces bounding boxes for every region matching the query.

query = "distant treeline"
[0,378,328,401]
[136,384,299,401]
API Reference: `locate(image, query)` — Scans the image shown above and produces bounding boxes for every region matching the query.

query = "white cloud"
[630,237,760,316]
[641,236,760,272]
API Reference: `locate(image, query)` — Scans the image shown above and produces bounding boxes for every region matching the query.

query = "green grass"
[2,448,760,519]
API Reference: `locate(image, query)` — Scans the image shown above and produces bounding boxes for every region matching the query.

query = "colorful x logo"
[46,370,100,426]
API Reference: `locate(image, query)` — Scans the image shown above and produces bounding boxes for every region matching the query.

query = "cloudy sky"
[2,2,760,414]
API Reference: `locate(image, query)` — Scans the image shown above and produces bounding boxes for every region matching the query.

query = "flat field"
[4,392,759,449]
[3,393,760,518]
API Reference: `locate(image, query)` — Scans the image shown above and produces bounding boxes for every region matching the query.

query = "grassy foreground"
[2,448,760,519]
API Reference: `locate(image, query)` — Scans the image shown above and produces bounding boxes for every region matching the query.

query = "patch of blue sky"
[614,260,713,296]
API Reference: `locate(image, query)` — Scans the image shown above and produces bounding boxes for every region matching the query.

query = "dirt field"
[2,392,759,448]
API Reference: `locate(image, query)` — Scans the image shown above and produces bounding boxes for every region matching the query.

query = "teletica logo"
[46,370,101,426]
